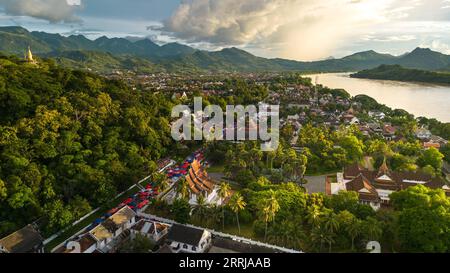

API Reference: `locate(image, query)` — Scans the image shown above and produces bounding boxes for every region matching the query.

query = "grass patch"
[221,223,258,241]
[207,163,225,173]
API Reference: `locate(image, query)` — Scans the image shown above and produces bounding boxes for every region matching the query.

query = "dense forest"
[0,55,175,236]
[351,64,450,84]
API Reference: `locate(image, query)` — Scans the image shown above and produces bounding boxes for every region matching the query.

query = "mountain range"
[1,26,450,73]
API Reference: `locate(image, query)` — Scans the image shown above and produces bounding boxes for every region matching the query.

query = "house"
[430,135,448,146]
[368,123,383,134]
[287,114,300,121]
[423,142,441,149]
[287,104,310,109]
[349,117,360,125]
[415,128,432,140]
[62,206,137,253]
[90,206,136,250]
[329,161,450,210]
[130,219,169,243]
[383,124,396,141]
[172,92,188,101]
[63,234,98,254]
[444,162,450,181]
[368,111,386,120]
[166,224,212,253]
[0,225,44,253]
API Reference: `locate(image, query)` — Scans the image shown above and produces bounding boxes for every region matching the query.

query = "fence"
[138,212,303,254]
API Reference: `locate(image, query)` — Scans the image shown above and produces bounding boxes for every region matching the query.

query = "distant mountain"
[1,26,450,73]
[0,26,194,60]
[45,50,160,74]
[351,64,450,85]
[395,47,450,70]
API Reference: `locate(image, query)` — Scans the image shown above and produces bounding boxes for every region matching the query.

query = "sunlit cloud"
[155,0,450,60]
[0,0,83,23]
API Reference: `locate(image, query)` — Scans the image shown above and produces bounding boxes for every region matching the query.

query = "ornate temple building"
[328,160,450,210]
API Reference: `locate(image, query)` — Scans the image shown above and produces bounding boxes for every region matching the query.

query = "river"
[305,73,450,123]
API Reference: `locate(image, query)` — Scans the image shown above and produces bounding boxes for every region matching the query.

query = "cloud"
[362,34,416,42]
[156,0,400,60]
[0,0,82,23]
[420,40,450,54]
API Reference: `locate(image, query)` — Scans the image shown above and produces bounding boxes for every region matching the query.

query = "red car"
[137,200,149,209]
[139,192,150,199]
[123,198,133,205]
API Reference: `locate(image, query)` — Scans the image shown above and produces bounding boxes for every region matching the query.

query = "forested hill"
[0,55,175,236]
[2,26,450,73]
[351,65,450,85]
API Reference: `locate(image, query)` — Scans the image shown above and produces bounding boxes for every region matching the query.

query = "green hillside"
[0,55,175,237]
[351,64,450,84]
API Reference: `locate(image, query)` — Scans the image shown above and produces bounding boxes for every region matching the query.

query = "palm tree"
[346,219,363,251]
[260,191,280,242]
[153,172,170,192]
[218,182,231,230]
[323,212,339,252]
[176,177,190,200]
[206,205,222,229]
[192,193,208,223]
[266,151,276,170]
[267,220,301,249]
[310,225,331,253]
[363,217,382,242]
[306,205,322,228]
[324,212,340,234]
[229,193,246,235]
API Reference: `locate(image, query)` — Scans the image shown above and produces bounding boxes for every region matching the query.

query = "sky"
[0,0,449,61]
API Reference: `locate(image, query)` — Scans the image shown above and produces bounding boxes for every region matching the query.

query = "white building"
[166,224,212,253]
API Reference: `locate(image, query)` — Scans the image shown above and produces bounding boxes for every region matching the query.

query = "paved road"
[304,175,328,193]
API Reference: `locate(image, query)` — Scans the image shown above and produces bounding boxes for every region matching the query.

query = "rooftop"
[0,225,43,253]
[167,224,206,246]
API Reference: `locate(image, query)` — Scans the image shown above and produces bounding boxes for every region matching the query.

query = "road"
[304,175,328,193]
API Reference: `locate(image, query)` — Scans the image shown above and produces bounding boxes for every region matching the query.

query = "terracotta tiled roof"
[344,163,361,178]
[343,162,449,198]
[79,234,97,252]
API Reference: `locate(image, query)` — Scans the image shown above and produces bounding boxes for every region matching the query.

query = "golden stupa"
[24,46,37,64]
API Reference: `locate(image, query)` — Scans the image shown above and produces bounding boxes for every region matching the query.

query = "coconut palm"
[323,212,340,252]
[192,193,209,223]
[229,193,246,235]
[363,217,383,241]
[206,205,222,229]
[218,182,231,230]
[324,212,340,234]
[346,218,363,251]
[311,225,334,253]
[306,205,322,228]
[260,190,280,242]
[267,220,303,249]
[176,177,190,200]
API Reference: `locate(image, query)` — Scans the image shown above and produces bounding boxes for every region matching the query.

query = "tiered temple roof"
[343,162,449,197]
[186,160,215,196]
